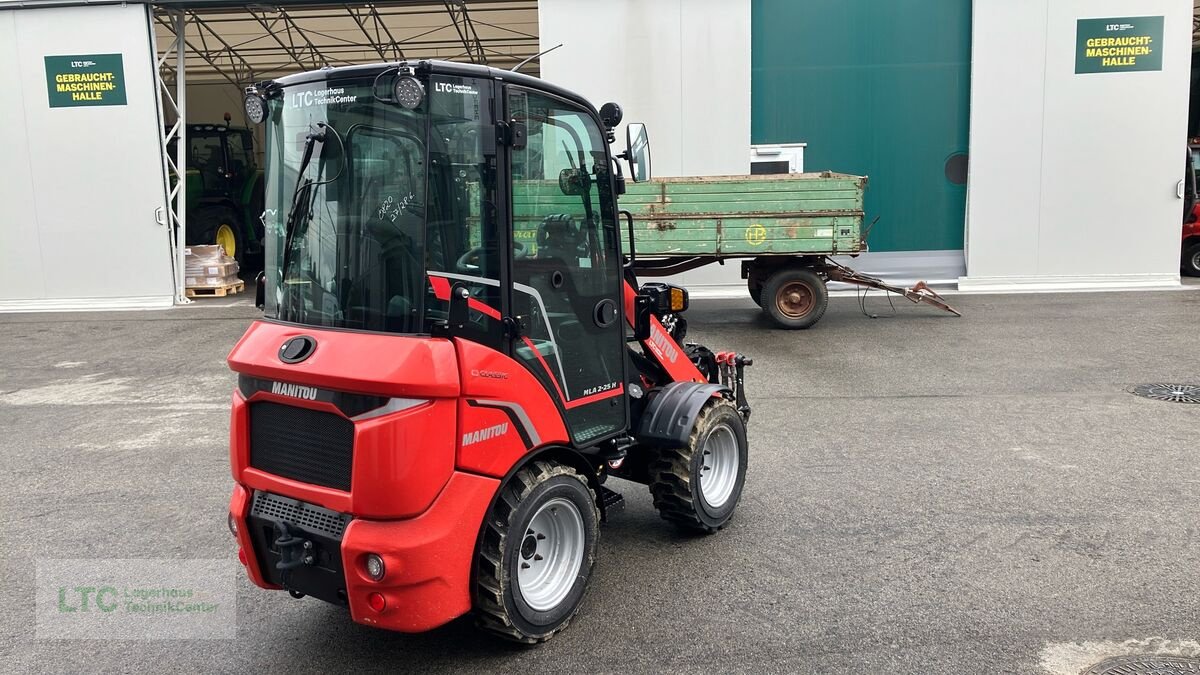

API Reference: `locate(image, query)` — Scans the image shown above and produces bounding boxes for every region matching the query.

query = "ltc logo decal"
[745,224,767,246]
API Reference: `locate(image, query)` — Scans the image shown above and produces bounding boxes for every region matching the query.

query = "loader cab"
[251,61,637,446]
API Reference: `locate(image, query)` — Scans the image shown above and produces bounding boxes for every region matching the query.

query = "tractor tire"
[1183,242,1200,277]
[761,267,828,329]
[474,460,599,644]
[648,398,748,534]
[194,206,244,267]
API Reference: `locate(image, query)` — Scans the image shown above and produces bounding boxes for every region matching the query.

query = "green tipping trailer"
[511,171,958,329]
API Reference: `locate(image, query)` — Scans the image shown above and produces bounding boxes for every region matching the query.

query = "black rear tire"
[474,461,599,644]
[761,267,828,329]
[1183,242,1200,277]
[749,284,762,307]
[648,399,748,534]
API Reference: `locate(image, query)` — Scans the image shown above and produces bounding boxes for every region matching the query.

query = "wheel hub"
[520,534,537,559]
[516,497,585,612]
[698,423,738,508]
[777,281,814,318]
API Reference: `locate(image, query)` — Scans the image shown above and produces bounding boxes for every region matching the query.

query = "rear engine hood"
[227,320,460,399]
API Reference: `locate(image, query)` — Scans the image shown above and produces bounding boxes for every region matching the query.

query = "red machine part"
[454,339,569,476]
[228,320,460,399]
[229,472,501,633]
[621,280,706,384]
[228,322,460,519]
[1184,203,1200,241]
[229,483,277,590]
[340,471,499,633]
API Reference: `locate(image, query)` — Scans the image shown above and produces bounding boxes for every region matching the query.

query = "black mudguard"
[635,381,729,448]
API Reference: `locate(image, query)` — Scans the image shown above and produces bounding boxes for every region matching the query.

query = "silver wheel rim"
[516,496,585,612]
[1191,249,1200,272]
[699,423,739,508]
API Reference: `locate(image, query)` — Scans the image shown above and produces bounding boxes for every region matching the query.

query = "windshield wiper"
[279,126,324,289]
[278,123,346,317]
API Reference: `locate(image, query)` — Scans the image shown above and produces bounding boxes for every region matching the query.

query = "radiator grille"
[249,401,354,491]
[250,491,350,539]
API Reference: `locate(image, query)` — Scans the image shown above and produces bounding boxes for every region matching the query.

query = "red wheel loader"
[226,60,752,643]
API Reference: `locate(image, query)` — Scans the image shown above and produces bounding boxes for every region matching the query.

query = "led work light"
[243,90,267,124]
[393,75,424,110]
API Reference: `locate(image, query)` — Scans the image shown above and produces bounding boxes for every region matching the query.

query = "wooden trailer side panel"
[622,174,866,257]
[501,173,866,258]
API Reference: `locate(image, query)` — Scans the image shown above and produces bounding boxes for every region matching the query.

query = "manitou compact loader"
[226,60,752,643]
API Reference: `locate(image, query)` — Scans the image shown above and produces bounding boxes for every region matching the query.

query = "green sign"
[1076,16,1163,74]
[44,54,126,107]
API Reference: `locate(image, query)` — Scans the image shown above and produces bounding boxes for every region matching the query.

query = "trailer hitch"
[273,522,314,573]
[823,259,961,317]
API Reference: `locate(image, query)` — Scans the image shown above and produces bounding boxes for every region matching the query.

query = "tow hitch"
[824,259,962,317]
[274,522,314,595]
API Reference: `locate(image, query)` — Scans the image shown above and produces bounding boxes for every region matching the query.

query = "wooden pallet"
[186,280,245,298]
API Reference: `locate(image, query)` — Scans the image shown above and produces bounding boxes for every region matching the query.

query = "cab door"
[505,87,627,445]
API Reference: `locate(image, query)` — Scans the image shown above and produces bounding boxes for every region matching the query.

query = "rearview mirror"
[626,123,651,183]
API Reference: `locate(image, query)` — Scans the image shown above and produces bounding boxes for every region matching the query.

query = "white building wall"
[962,0,1191,291]
[0,3,173,311]
[538,0,750,290]
[538,0,750,178]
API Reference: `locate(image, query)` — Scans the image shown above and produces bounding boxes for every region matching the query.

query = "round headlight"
[393,75,424,110]
[364,553,385,581]
[244,92,267,124]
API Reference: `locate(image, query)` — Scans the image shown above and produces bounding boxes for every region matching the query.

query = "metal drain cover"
[1084,655,1200,674]
[1130,383,1200,404]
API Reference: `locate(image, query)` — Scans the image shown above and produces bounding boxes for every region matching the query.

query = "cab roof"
[269,59,600,118]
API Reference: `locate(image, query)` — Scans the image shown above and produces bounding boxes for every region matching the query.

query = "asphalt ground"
[1,287,1199,673]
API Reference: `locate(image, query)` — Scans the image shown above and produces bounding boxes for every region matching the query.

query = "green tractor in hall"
[176,118,265,270]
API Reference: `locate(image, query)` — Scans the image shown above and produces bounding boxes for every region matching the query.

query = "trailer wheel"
[762,267,828,329]
[648,398,748,534]
[474,461,599,644]
[1183,242,1200,277]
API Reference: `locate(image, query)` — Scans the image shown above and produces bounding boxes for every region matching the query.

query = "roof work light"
[244,89,267,124]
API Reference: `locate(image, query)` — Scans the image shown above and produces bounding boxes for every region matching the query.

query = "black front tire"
[474,461,599,644]
[1183,242,1200,277]
[648,399,748,534]
[761,267,828,329]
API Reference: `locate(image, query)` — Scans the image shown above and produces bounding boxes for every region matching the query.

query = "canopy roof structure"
[144,0,540,302]
[151,0,540,87]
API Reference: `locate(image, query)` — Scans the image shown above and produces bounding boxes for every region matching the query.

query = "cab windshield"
[261,73,497,333]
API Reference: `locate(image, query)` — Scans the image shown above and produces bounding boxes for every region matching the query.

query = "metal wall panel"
[0,4,174,311]
[751,0,972,254]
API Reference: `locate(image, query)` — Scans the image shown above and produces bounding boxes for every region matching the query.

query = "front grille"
[250,491,350,539]
[249,401,354,491]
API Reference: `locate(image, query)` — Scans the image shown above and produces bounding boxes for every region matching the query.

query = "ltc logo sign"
[435,81,479,96]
